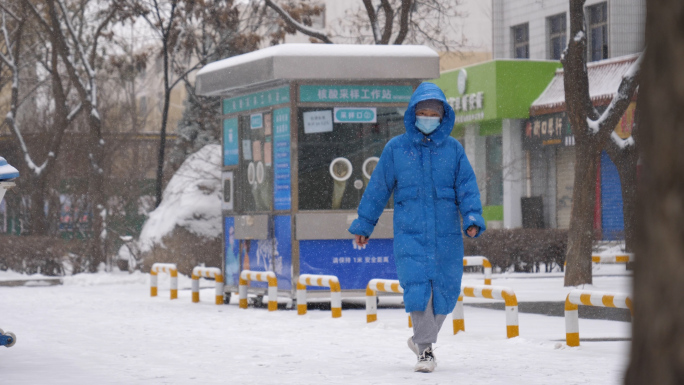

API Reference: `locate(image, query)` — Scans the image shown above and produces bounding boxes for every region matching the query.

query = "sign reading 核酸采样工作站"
[299,85,414,103]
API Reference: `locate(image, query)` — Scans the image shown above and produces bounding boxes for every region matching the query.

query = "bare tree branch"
[1,5,48,176]
[361,0,380,44]
[393,0,412,44]
[169,60,202,90]
[0,2,20,21]
[591,54,642,136]
[378,0,394,44]
[23,1,51,31]
[264,0,333,44]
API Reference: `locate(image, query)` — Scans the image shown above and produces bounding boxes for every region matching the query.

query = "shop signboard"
[524,102,635,150]
[299,85,413,103]
[333,107,377,123]
[223,86,290,115]
[433,60,563,130]
[223,118,239,166]
[273,108,291,211]
[523,112,570,150]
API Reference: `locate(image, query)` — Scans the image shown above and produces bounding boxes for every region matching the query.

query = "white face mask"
[415,116,441,135]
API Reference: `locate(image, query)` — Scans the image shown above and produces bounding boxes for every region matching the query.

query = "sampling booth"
[196,44,439,301]
[0,156,18,348]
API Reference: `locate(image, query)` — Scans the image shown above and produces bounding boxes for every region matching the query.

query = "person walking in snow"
[348,82,485,373]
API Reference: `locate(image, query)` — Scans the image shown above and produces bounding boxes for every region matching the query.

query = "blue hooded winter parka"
[348,82,486,315]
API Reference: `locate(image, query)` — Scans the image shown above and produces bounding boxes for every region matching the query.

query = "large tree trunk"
[562,0,596,286]
[87,129,107,272]
[564,138,599,285]
[625,0,684,382]
[154,37,171,208]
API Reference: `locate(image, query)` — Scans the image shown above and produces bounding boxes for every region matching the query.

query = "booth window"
[237,112,273,213]
[297,107,404,211]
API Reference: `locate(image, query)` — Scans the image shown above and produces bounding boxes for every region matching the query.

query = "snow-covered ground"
[0,267,632,384]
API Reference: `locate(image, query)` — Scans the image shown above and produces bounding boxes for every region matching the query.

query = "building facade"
[487,0,645,238]
[527,55,638,238]
[493,0,645,62]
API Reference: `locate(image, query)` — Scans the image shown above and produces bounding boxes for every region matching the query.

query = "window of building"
[512,23,529,59]
[587,2,608,61]
[548,13,567,60]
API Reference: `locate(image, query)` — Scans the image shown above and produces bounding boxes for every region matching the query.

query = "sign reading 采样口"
[333,107,377,123]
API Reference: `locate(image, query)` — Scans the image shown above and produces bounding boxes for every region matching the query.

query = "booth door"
[237,112,273,213]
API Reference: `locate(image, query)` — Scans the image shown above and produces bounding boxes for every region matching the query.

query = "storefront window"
[237,112,273,213]
[298,107,404,210]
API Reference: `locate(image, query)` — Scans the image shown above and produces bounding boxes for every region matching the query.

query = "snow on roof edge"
[530,53,641,113]
[197,44,439,76]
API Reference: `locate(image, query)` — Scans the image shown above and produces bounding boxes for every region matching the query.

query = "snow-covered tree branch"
[587,54,642,136]
[264,0,332,44]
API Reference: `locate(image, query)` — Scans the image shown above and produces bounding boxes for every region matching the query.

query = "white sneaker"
[407,337,419,356]
[414,347,436,373]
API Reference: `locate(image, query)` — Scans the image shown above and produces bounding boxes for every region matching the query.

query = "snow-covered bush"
[127,144,223,274]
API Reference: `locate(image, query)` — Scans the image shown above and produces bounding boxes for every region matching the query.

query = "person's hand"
[355,234,369,247]
[466,226,479,238]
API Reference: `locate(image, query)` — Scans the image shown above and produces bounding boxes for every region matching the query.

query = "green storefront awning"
[432,60,562,136]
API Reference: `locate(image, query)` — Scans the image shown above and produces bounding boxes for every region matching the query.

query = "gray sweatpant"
[410,291,447,353]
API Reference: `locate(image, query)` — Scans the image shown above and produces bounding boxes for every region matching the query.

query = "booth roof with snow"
[196,44,439,297]
[196,44,439,96]
[0,157,19,205]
